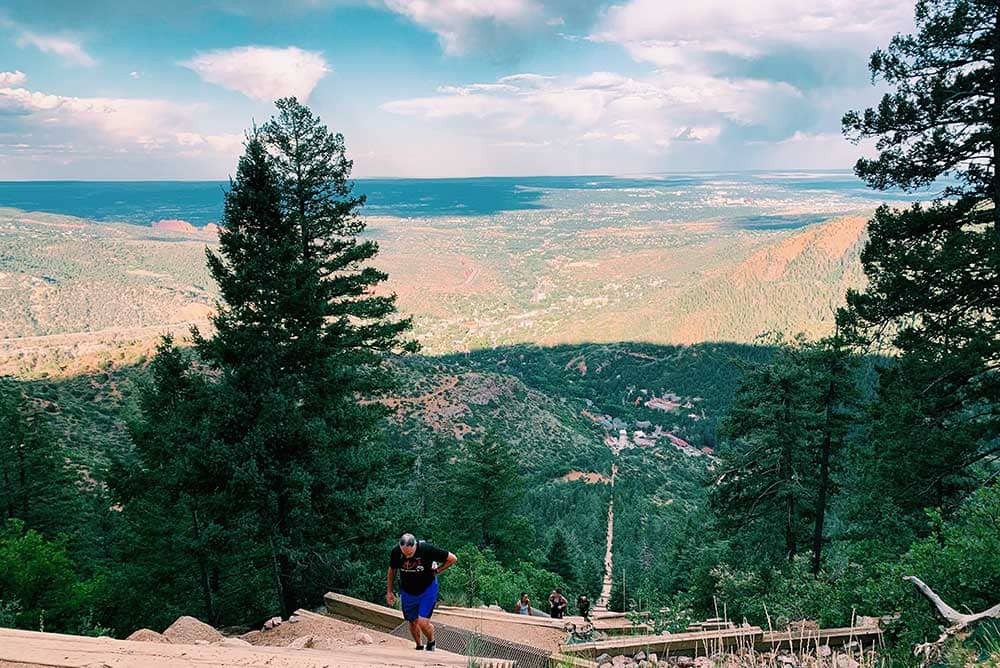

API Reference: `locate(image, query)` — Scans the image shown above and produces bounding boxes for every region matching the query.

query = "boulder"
[126,629,170,643]
[353,632,374,645]
[162,616,223,644]
[635,652,647,661]
[816,645,832,658]
[263,616,283,631]
[596,654,613,665]
[648,653,658,665]
[216,638,252,647]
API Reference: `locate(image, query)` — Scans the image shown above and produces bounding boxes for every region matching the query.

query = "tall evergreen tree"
[0,379,80,537]
[447,430,529,560]
[193,101,415,616]
[712,338,819,563]
[841,0,1000,511]
[544,528,578,591]
[111,338,237,627]
[802,334,859,574]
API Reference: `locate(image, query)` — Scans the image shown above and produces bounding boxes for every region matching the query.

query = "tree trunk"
[2,463,12,520]
[273,491,297,618]
[16,441,28,518]
[268,532,290,618]
[812,363,836,574]
[781,387,796,560]
[191,509,217,625]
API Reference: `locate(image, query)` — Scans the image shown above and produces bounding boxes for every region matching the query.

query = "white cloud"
[0,80,244,176]
[182,46,330,101]
[130,71,142,79]
[382,0,544,54]
[0,71,27,86]
[15,30,96,66]
[382,69,796,158]
[593,0,913,65]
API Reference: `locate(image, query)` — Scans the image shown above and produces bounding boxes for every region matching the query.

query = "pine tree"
[447,430,528,560]
[712,337,819,563]
[193,104,415,616]
[801,334,859,574]
[840,0,1000,509]
[121,99,416,620]
[544,528,578,590]
[111,338,234,626]
[0,379,80,537]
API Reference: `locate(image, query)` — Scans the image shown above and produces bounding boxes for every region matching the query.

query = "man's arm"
[386,567,397,607]
[434,552,457,575]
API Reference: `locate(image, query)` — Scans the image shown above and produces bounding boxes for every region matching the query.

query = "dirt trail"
[595,462,617,610]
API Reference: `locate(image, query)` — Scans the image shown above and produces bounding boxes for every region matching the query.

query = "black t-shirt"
[389,541,449,595]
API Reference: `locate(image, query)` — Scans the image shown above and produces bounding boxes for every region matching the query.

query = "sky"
[0,0,914,179]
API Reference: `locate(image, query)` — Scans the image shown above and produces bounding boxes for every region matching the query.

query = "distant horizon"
[0,168,863,184]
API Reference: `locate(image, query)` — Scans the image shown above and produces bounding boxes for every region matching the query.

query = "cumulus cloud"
[182,46,330,101]
[0,79,244,177]
[0,71,27,86]
[382,69,797,156]
[593,0,912,66]
[382,0,546,54]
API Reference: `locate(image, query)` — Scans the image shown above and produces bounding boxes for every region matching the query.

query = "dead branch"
[904,575,1000,664]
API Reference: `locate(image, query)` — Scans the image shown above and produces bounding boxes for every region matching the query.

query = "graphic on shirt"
[390,541,449,595]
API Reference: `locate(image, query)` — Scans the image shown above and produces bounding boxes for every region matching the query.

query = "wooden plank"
[761,626,882,650]
[0,626,513,668]
[561,626,763,657]
[323,591,404,631]
[437,605,568,628]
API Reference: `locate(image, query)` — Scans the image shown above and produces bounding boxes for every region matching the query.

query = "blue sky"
[0,0,913,179]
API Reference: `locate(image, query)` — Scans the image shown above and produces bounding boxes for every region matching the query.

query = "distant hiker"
[577,594,591,621]
[386,533,457,651]
[515,592,532,615]
[548,589,568,619]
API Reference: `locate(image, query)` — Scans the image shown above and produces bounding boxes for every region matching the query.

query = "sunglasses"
[399,538,416,547]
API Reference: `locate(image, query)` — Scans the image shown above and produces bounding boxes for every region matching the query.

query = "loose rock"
[162,616,224,644]
[288,635,315,649]
[126,629,170,643]
[216,638,252,647]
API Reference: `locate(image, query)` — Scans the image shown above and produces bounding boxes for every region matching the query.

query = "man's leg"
[408,620,423,646]
[416,617,435,646]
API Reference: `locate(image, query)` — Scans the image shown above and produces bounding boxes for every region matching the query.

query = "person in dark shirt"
[548,589,568,618]
[577,594,591,621]
[386,533,457,651]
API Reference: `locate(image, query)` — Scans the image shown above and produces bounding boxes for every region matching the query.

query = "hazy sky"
[0,0,913,179]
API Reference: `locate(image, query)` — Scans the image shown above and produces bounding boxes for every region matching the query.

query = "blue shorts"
[400,579,438,621]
